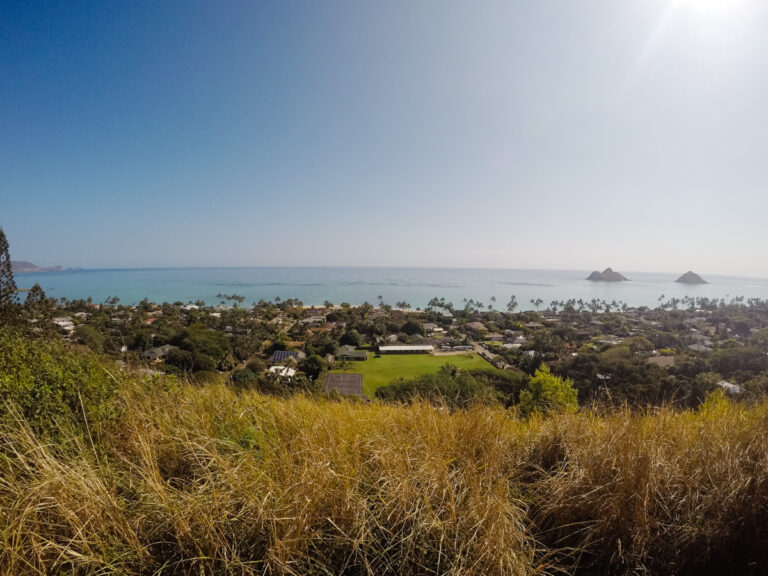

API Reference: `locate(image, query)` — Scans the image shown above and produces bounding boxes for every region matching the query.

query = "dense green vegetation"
[518,364,578,417]
[0,329,120,439]
[0,228,19,323]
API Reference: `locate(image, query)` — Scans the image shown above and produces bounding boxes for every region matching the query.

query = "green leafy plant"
[518,364,578,417]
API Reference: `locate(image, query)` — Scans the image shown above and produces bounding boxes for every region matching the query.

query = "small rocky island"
[587,267,629,282]
[675,271,708,284]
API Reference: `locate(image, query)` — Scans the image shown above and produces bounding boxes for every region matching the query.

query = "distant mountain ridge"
[11,261,81,273]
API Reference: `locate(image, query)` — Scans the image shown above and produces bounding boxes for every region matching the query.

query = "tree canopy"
[0,228,18,320]
[519,364,578,417]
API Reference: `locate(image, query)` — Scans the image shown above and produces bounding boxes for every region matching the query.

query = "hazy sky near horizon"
[3,0,768,275]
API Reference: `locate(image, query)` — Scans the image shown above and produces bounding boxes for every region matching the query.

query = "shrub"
[0,330,119,438]
[231,367,259,388]
[518,364,577,417]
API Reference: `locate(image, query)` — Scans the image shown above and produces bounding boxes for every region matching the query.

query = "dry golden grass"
[2,374,768,575]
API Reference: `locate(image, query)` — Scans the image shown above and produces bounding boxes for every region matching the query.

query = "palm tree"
[507,295,518,314]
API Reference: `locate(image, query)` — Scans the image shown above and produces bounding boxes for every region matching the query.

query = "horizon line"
[13,263,768,281]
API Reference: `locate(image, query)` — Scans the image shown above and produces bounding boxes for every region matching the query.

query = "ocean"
[13,267,768,310]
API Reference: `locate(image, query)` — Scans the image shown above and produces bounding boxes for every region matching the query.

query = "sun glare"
[677,0,743,13]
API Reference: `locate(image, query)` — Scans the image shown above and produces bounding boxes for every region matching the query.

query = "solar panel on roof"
[272,350,298,362]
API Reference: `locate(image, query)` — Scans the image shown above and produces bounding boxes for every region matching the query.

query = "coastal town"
[24,279,768,407]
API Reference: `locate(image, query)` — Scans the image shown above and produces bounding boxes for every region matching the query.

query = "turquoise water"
[14,267,768,309]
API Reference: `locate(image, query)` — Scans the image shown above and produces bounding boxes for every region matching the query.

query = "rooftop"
[379,345,435,352]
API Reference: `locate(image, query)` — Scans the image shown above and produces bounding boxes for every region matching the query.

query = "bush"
[467,368,529,407]
[0,330,119,438]
[299,354,326,380]
[401,319,424,336]
[340,330,362,347]
[246,358,266,373]
[231,367,259,388]
[518,364,577,417]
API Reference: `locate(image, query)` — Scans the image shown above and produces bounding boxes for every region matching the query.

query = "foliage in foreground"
[0,330,120,438]
[2,339,768,575]
[518,364,578,417]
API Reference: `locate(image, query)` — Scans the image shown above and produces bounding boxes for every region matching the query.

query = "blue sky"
[2,0,768,275]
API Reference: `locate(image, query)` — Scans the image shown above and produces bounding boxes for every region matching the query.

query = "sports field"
[332,352,493,397]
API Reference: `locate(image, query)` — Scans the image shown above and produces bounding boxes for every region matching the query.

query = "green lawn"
[332,352,494,397]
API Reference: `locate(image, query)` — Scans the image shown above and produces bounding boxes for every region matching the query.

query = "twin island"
[587,268,708,284]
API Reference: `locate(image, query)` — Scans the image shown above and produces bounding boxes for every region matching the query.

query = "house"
[423,322,439,332]
[268,366,296,378]
[335,345,368,361]
[323,373,363,396]
[52,317,75,332]
[303,307,328,317]
[307,323,335,334]
[486,332,504,342]
[646,356,675,368]
[465,322,488,333]
[378,345,434,354]
[717,380,743,396]
[141,344,179,361]
[389,310,407,323]
[688,343,713,353]
[690,333,712,344]
[300,315,326,327]
[270,350,307,363]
